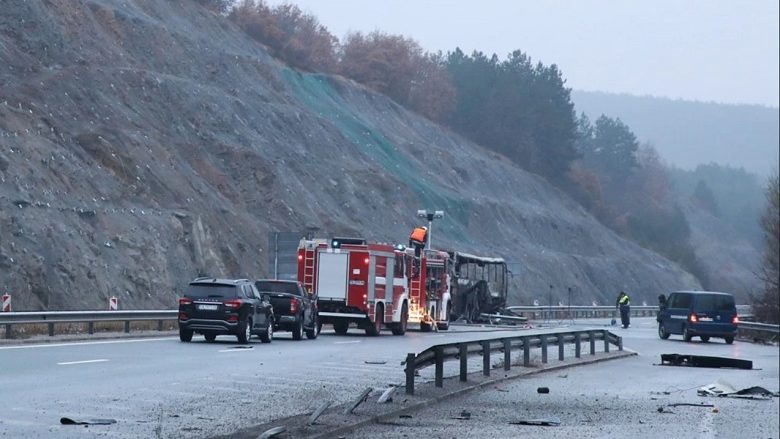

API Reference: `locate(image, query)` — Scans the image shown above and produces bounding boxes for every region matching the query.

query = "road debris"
[344,387,373,414]
[510,416,561,426]
[667,403,715,408]
[257,426,286,439]
[656,407,674,414]
[451,410,471,420]
[659,354,752,369]
[60,417,117,425]
[399,414,413,419]
[377,386,397,403]
[537,387,550,394]
[697,379,779,399]
[307,401,331,425]
[364,360,387,364]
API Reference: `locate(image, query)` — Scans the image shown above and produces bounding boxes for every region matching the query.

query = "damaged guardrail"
[0,310,177,339]
[504,305,752,320]
[403,328,622,395]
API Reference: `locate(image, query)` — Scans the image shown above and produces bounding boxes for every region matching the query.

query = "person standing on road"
[616,291,631,328]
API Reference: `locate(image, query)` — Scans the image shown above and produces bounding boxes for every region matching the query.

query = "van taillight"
[689,314,698,323]
[290,298,298,314]
[179,298,192,306]
[732,316,739,324]
[224,299,242,309]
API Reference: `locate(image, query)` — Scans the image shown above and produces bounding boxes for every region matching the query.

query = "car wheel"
[237,318,252,344]
[204,333,217,343]
[392,302,408,336]
[700,335,710,343]
[334,321,349,335]
[179,329,193,342]
[260,319,273,343]
[725,335,734,344]
[683,326,692,342]
[306,314,319,339]
[292,317,303,341]
[658,323,670,339]
[365,304,383,336]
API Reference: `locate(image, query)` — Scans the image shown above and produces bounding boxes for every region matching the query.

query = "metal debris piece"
[399,414,413,419]
[307,401,331,425]
[451,410,471,420]
[667,403,715,408]
[60,417,117,425]
[344,387,373,415]
[510,416,561,426]
[537,387,550,394]
[660,354,752,369]
[377,386,396,403]
[365,360,387,364]
[257,426,286,439]
[698,379,779,399]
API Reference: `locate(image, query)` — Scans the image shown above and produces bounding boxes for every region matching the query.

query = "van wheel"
[658,323,670,339]
[683,326,692,342]
[725,336,734,344]
[700,335,710,342]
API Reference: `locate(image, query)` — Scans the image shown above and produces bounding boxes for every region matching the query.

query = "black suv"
[178,278,274,344]
[255,279,319,340]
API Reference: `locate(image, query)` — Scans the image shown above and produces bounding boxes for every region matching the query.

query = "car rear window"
[696,294,735,311]
[255,281,300,296]
[187,284,238,299]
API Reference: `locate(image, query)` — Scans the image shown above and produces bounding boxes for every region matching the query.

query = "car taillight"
[178,312,188,321]
[224,299,242,309]
[732,316,739,324]
[689,314,698,323]
[227,315,238,322]
[179,298,192,306]
[290,299,298,314]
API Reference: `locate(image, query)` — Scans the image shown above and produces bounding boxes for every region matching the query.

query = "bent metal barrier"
[0,310,177,339]
[403,329,623,395]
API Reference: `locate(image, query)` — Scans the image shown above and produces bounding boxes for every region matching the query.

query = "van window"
[697,294,735,311]
[669,293,691,308]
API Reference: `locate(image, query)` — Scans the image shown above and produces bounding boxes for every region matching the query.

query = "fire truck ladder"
[302,249,316,292]
[409,268,425,321]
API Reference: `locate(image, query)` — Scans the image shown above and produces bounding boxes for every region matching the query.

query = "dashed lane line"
[57,359,110,365]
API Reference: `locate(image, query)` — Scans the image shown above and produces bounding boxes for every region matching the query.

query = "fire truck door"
[316,251,348,300]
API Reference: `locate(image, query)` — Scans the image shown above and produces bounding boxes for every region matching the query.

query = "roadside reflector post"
[405,353,416,395]
[1,293,10,312]
[109,296,118,311]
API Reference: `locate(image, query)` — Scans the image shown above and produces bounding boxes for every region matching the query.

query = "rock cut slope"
[0,0,699,310]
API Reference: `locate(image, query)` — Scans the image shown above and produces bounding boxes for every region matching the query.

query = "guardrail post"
[158,320,164,331]
[48,322,54,337]
[503,339,511,371]
[124,321,130,333]
[4,324,11,339]
[482,341,490,376]
[522,336,530,367]
[557,334,564,361]
[618,335,623,351]
[575,333,581,358]
[405,353,416,395]
[88,322,94,335]
[541,335,548,364]
[603,330,610,353]
[588,330,596,355]
[435,346,444,388]
[459,344,468,382]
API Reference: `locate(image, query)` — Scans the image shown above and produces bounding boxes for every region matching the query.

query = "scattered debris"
[537,387,550,394]
[377,386,396,403]
[399,414,413,419]
[495,386,509,392]
[557,374,568,378]
[660,354,752,370]
[451,410,471,420]
[667,403,714,408]
[344,388,373,414]
[656,407,674,414]
[230,345,253,350]
[364,360,387,365]
[510,416,561,426]
[60,417,116,425]
[307,401,331,426]
[698,379,779,399]
[257,426,286,439]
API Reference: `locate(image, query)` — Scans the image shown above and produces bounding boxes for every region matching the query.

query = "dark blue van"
[656,290,738,344]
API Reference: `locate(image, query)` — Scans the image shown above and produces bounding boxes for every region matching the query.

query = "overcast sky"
[265,0,779,107]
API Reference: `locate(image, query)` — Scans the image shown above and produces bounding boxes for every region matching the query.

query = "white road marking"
[218,348,254,353]
[0,337,177,350]
[57,359,109,365]
[334,340,361,344]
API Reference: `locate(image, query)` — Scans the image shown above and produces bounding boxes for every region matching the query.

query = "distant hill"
[572,90,779,177]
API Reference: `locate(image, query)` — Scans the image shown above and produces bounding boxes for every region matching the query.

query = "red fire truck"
[297,237,453,335]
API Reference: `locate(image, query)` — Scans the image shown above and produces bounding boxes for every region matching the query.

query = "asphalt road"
[350,317,780,439]
[1,319,776,439]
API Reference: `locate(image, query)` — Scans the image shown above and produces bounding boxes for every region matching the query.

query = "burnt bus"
[448,251,508,322]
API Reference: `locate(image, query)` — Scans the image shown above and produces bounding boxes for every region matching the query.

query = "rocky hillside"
[0,0,700,311]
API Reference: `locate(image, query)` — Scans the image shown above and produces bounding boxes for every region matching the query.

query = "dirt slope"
[0,0,700,310]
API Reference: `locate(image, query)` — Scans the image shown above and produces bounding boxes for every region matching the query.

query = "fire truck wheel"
[436,304,451,331]
[392,303,408,336]
[366,304,383,336]
[334,321,349,335]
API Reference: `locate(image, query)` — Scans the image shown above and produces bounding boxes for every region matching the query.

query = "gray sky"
[265,0,779,107]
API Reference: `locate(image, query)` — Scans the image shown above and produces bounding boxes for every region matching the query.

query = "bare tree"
[754,172,779,323]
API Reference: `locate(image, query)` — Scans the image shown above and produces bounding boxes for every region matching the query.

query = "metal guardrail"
[0,310,177,339]
[737,321,780,342]
[403,328,622,395]
[505,305,753,320]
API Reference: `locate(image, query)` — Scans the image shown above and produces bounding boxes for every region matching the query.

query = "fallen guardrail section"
[0,310,177,339]
[403,328,623,395]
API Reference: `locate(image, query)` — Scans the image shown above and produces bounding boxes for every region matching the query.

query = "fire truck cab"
[298,238,410,336]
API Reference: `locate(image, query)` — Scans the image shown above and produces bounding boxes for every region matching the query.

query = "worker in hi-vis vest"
[409,226,427,257]
[615,291,631,328]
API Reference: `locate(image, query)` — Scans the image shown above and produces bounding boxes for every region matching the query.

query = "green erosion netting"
[281,69,473,244]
